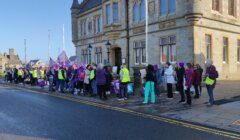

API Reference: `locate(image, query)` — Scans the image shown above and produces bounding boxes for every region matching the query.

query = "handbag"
[205,77,215,85]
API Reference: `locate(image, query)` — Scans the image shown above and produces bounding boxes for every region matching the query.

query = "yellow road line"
[11,86,240,139]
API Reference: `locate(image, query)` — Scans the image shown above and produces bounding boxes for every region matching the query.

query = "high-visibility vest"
[121,68,130,83]
[33,70,38,78]
[58,69,66,80]
[90,69,95,80]
[40,70,45,79]
[17,70,23,77]
[3,71,7,76]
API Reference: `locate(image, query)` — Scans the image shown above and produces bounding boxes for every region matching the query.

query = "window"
[223,37,228,63]
[81,49,88,64]
[228,0,235,16]
[113,2,119,23]
[140,0,145,21]
[81,20,86,36]
[160,0,175,16]
[134,41,146,65]
[95,47,102,64]
[88,21,92,34]
[106,4,111,25]
[237,40,240,63]
[212,0,220,12]
[133,3,139,24]
[169,0,176,14]
[94,16,101,33]
[160,36,176,63]
[205,35,212,60]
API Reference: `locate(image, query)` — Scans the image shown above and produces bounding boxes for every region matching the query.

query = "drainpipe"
[126,0,130,69]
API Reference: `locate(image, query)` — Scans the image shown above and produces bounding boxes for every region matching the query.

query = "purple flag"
[57,51,70,66]
[49,57,57,68]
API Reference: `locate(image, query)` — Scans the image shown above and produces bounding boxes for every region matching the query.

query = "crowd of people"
[2,59,218,107]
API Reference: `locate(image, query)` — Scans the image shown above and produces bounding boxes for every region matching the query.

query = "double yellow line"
[15,86,240,139]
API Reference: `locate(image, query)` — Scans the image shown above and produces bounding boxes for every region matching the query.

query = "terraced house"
[71,0,240,80]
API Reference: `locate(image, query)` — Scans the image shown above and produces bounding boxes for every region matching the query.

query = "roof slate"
[79,0,102,14]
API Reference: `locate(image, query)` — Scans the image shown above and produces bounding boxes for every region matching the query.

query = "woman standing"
[184,63,194,106]
[164,62,175,99]
[177,62,185,103]
[193,65,200,99]
[143,65,156,104]
[84,65,91,94]
[104,66,113,95]
[96,64,107,100]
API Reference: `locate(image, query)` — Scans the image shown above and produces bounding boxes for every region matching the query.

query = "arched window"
[140,0,145,21]
[133,2,139,24]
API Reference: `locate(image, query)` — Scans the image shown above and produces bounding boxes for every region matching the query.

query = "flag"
[49,57,57,68]
[57,51,70,66]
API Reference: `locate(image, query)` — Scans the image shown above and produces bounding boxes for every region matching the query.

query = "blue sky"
[0,0,82,62]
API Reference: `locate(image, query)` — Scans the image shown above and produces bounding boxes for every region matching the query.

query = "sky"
[0,0,83,63]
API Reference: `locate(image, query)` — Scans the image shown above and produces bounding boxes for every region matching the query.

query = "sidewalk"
[1,80,240,134]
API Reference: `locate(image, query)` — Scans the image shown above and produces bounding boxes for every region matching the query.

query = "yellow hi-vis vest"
[90,70,95,80]
[121,68,130,83]
[33,70,38,78]
[58,69,66,80]
[40,70,45,79]
[18,70,23,77]
[3,71,7,76]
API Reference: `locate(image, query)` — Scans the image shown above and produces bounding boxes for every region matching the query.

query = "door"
[115,48,122,70]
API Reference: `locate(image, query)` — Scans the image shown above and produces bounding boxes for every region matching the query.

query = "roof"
[71,0,80,10]
[79,0,102,14]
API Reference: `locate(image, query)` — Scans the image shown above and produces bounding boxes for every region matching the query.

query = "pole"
[126,0,130,69]
[48,30,50,61]
[62,24,65,51]
[24,39,27,66]
[145,0,148,65]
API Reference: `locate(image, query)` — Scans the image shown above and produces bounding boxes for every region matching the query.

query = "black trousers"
[97,85,107,99]
[194,84,199,97]
[179,83,185,101]
[185,87,192,105]
[167,83,173,98]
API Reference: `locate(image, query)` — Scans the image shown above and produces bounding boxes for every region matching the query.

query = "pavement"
[0,85,236,140]
[1,80,240,139]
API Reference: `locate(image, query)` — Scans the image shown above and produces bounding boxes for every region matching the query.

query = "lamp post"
[105,41,112,65]
[88,44,92,64]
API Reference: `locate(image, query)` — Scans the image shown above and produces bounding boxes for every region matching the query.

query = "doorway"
[114,48,122,71]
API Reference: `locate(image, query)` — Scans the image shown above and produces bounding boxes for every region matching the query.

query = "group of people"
[2,59,218,107]
[142,59,218,107]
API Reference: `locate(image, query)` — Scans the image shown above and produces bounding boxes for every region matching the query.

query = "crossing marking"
[5,85,240,140]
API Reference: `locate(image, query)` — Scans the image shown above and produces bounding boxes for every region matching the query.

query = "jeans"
[49,77,53,92]
[91,80,98,95]
[179,83,185,101]
[56,79,60,91]
[185,87,191,105]
[206,86,214,105]
[59,79,65,92]
[194,84,200,97]
[97,85,107,99]
[144,81,155,103]
[69,80,75,93]
[119,82,128,98]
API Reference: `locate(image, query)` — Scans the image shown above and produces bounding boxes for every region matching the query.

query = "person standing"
[96,64,107,100]
[164,62,175,99]
[193,65,200,99]
[32,68,38,86]
[119,64,131,101]
[3,70,7,82]
[84,65,91,95]
[205,59,218,106]
[143,65,156,104]
[177,62,185,103]
[104,66,113,95]
[90,64,97,96]
[58,66,66,93]
[184,63,194,106]
[196,64,203,95]
[153,64,163,97]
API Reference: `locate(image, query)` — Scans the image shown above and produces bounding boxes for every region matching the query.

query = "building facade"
[71,0,240,80]
[0,48,22,74]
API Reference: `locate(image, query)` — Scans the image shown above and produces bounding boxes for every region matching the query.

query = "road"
[0,85,235,140]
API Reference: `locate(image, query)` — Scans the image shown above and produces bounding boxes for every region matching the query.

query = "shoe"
[173,91,179,94]
[117,98,124,101]
[183,103,191,107]
[166,98,173,100]
[206,103,213,107]
[124,97,128,100]
[142,102,148,104]
[179,100,185,103]
[194,96,199,99]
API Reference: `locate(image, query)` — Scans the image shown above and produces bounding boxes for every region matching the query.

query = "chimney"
[9,48,14,60]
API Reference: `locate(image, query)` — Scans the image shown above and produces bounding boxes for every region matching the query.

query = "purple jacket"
[185,68,194,88]
[96,69,106,85]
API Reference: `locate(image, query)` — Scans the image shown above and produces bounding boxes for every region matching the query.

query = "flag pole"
[62,24,65,52]
[145,0,148,65]
[48,30,50,61]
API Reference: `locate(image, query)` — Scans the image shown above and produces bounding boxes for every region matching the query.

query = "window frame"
[134,40,146,65]
[160,36,177,64]
[113,2,119,24]
[159,0,176,17]
[228,0,236,17]
[95,47,102,64]
[223,37,228,64]
[237,40,240,63]
[106,4,111,25]
[205,35,212,60]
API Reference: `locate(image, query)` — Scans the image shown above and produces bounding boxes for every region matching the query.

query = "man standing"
[58,66,66,93]
[119,64,130,100]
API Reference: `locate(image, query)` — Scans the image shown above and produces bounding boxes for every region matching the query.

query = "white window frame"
[205,35,212,60]
[134,40,146,65]
[95,47,102,64]
[223,37,228,64]
[160,36,176,64]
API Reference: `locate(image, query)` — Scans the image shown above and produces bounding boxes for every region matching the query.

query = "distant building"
[0,48,22,74]
[71,0,240,80]
[27,59,47,69]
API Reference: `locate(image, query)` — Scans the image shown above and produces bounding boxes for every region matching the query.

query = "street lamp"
[105,40,111,64]
[88,44,92,64]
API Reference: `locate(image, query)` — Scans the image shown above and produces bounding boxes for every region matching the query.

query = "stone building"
[71,0,240,80]
[0,48,22,74]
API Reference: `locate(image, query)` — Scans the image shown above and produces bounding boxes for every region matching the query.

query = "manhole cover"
[232,120,240,125]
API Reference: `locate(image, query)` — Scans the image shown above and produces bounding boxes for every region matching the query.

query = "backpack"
[79,72,85,79]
